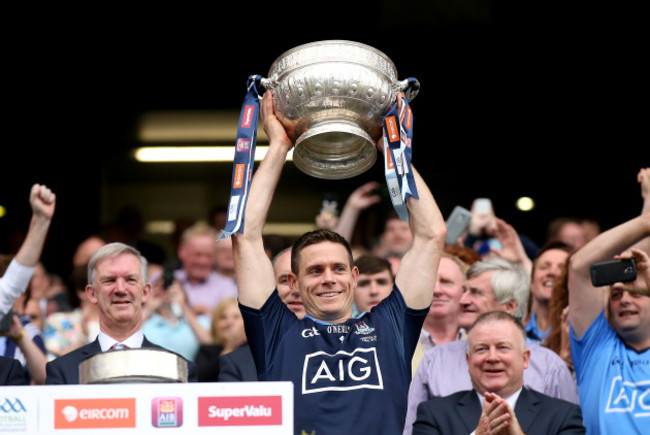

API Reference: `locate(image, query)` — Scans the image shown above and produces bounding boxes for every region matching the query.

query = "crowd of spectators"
[2,164,648,434]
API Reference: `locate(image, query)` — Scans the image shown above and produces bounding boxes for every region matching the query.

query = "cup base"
[292,120,378,179]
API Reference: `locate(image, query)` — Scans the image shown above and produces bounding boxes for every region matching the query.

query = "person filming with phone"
[567,211,650,434]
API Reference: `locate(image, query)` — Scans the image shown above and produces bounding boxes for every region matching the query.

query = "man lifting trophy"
[221,40,447,435]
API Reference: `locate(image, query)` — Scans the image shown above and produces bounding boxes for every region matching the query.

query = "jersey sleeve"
[569,310,614,385]
[373,285,428,366]
[239,290,298,377]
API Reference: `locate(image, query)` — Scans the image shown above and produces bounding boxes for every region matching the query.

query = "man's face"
[558,222,587,250]
[215,237,234,274]
[86,253,151,333]
[430,257,465,319]
[23,299,43,331]
[381,218,413,256]
[30,263,50,300]
[466,319,530,397]
[178,235,215,281]
[459,270,515,329]
[288,241,358,323]
[354,269,393,313]
[530,249,568,303]
[609,286,650,345]
[275,250,304,318]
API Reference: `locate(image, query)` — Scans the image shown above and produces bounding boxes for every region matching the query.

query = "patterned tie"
[109,343,128,351]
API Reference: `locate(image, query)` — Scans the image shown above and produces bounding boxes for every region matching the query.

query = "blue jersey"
[570,311,650,434]
[240,285,427,435]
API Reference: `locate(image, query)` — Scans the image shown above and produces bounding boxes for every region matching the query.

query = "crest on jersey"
[353,321,375,335]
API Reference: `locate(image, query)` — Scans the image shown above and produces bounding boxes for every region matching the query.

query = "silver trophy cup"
[79,348,189,384]
[260,40,418,179]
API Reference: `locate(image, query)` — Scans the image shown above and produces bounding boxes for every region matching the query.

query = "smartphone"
[590,259,637,287]
[0,309,14,333]
[473,198,492,215]
[163,268,175,290]
[445,205,472,245]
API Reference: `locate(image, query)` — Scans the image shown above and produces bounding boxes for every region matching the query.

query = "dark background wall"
[2,1,646,280]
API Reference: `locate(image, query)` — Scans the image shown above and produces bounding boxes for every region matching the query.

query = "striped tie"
[109,343,128,351]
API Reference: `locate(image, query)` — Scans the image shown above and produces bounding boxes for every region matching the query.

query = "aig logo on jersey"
[302,347,383,394]
[605,376,649,418]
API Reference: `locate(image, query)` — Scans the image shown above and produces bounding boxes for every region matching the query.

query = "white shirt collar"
[97,330,144,352]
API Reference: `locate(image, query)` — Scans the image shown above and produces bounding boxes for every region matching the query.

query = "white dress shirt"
[97,330,144,352]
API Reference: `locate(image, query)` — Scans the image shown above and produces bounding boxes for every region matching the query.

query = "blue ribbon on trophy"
[221,75,263,240]
[382,77,420,222]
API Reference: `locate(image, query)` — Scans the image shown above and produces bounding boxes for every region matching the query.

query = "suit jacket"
[218,343,258,382]
[45,336,197,384]
[413,387,585,435]
[1,355,27,385]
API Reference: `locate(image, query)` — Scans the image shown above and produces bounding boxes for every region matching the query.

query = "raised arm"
[1,184,55,317]
[232,91,293,309]
[333,181,382,242]
[393,163,447,309]
[568,212,650,338]
[15,184,56,267]
[167,280,212,345]
[3,315,47,384]
[632,167,650,253]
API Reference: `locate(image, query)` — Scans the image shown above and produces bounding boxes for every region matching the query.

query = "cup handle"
[260,76,277,90]
[397,78,420,101]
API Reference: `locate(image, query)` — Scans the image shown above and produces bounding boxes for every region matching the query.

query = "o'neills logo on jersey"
[241,105,255,128]
[54,398,135,429]
[198,396,282,427]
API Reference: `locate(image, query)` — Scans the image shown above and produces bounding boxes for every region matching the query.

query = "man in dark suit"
[1,355,27,385]
[413,312,585,435]
[46,243,196,384]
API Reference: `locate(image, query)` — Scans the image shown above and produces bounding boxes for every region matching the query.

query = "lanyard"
[220,75,263,240]
[382,77,420,222]
[222,75,420,237]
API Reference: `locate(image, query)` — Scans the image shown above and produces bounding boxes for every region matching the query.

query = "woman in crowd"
[195,297,247,382]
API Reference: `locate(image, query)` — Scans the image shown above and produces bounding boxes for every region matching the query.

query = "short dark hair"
[535,239,573,259]
[531,240,573,276]
[291,229,353,274]
[383,209,401,226]
[354,255,393,279]
[264,234,293,260]
[546,217,582,241]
